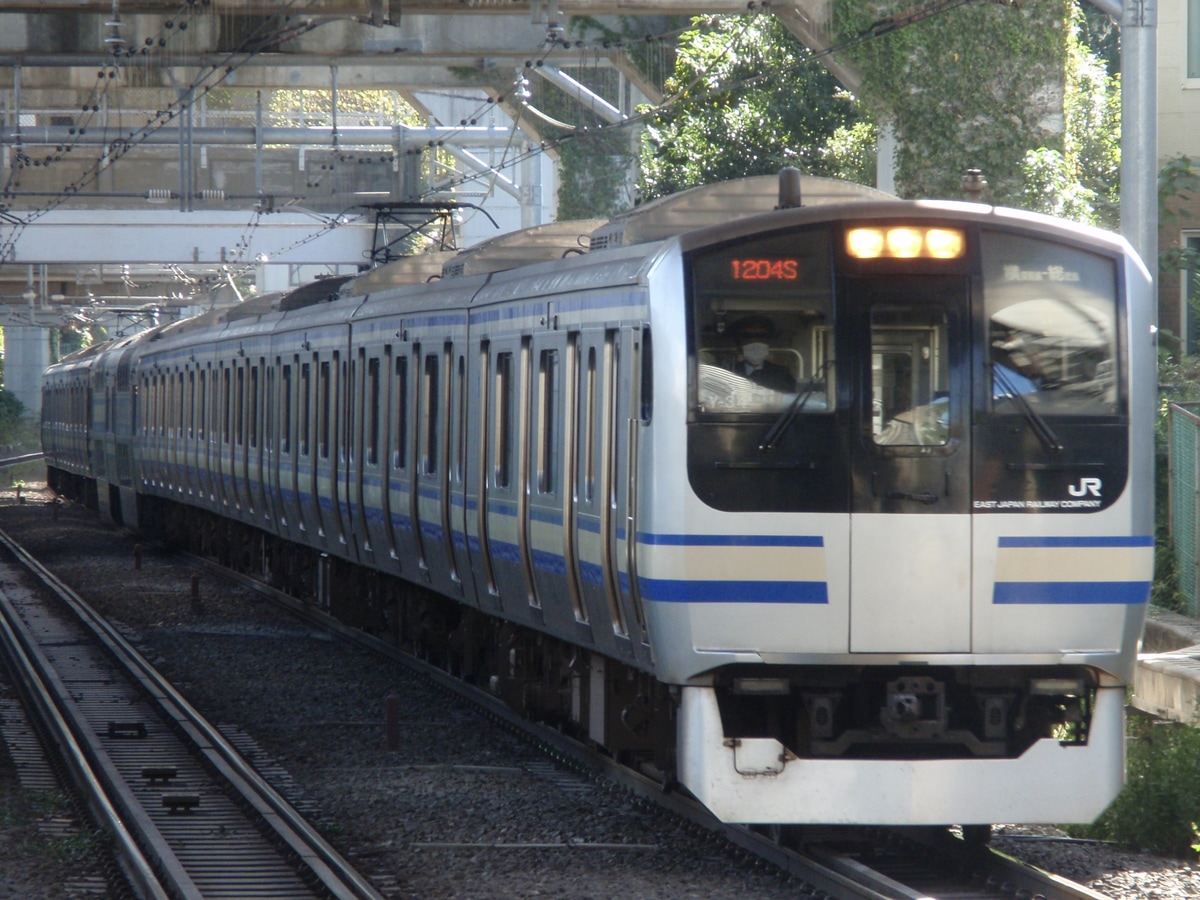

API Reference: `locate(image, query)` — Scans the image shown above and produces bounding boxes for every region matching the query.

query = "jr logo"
[1068,477,1103,498]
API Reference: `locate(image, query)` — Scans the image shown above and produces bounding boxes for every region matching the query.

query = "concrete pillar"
[1120,0,1158,281]
[3,326,50,420]
[876,121,897,196]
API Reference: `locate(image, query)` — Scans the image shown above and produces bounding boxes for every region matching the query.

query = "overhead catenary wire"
[1,0,979,275]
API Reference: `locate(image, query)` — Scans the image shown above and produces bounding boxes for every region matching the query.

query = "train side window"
[584,346,597,502]
[236,365,245,447]
[422,352,439,475]
[982,231,1120,416]
[222,367,232,445]
[319,360,331,460]
[198,370,206,441]
[367,357,381,466]
[299,362,311,457]
[537,348,559,494]
[640,327,653,424]
[394,355,408,470]
[264,367,274,452]
[281,364,293,455]
[495,351,513,488]
[455,353,466,482]
[250,365,260,450]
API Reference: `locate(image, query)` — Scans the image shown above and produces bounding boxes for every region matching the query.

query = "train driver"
[731,316,795,392]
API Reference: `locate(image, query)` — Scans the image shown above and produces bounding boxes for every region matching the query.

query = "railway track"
[0,524,385,900]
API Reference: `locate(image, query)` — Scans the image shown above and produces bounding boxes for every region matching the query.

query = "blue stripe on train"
[992,581,1151,605]
[638,578,829,604]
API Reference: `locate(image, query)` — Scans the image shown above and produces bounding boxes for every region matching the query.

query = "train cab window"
[871,304,950,446]
[690,228,836,416]
[982,231,1119,417]
[687,226,841,513]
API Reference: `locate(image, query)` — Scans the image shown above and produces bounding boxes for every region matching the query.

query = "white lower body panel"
[677,683,1125,825]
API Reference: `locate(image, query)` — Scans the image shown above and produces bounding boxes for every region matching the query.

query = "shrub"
[1068,715,1200,857]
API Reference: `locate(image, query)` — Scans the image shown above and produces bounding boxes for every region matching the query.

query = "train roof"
[440,219,605,280]
[339,252,458,297]
[589,174,892,251]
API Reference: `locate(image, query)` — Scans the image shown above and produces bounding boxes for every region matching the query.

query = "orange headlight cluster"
[846,226,965,260]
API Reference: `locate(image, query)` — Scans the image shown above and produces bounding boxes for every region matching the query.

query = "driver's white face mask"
[742,342,770,367]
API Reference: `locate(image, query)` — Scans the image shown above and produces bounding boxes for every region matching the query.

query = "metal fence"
[1170,401,1200,615]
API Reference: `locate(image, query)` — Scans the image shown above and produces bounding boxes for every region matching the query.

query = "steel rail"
[0,589,173,900]
[0,526,387,900]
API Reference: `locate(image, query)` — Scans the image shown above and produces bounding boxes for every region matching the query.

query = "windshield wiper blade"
[759,360,833,452]
[990,362,1063,453]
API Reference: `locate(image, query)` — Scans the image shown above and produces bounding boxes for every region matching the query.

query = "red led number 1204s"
[729,258,799,281]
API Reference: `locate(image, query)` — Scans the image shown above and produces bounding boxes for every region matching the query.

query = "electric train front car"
[636,199,1154,825]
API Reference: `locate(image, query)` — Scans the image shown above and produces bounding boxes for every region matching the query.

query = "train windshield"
[690,228,836,416]
[982,231,1119,416]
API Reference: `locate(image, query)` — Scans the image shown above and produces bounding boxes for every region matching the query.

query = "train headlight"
[885,227,923,258]
[846,228,886,259]
[845,226,966,260]
[924,228,965,258]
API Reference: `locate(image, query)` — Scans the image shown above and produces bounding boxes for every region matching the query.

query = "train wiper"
[990,362,1063,453]
[759,360,833,452]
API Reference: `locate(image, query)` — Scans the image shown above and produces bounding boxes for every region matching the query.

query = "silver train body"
[42,175,1155,826]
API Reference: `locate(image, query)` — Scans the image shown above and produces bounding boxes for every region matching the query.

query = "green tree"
[1019,9,1120,227]
[638,15,867,201]
[0,390,24,446]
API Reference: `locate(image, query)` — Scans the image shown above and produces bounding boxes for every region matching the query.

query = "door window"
[870,305,950,447]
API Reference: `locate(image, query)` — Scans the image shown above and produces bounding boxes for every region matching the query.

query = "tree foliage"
[832,0,1071,205]
[637,15,867,201]
[1019,10,1120,228]
[0,390,24,446]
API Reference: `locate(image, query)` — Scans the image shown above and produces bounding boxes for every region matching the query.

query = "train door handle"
[884,490,939,505]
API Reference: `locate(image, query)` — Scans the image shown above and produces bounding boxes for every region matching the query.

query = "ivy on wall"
[831,0,1072,205]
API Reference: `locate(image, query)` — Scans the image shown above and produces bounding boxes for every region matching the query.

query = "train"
[41,171,1155,828]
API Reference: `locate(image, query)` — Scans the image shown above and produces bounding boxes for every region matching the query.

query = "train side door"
[412,337,466,597]
[847,279,972,653]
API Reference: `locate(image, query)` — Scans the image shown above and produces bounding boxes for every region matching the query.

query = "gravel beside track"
[2,483,1199,899]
